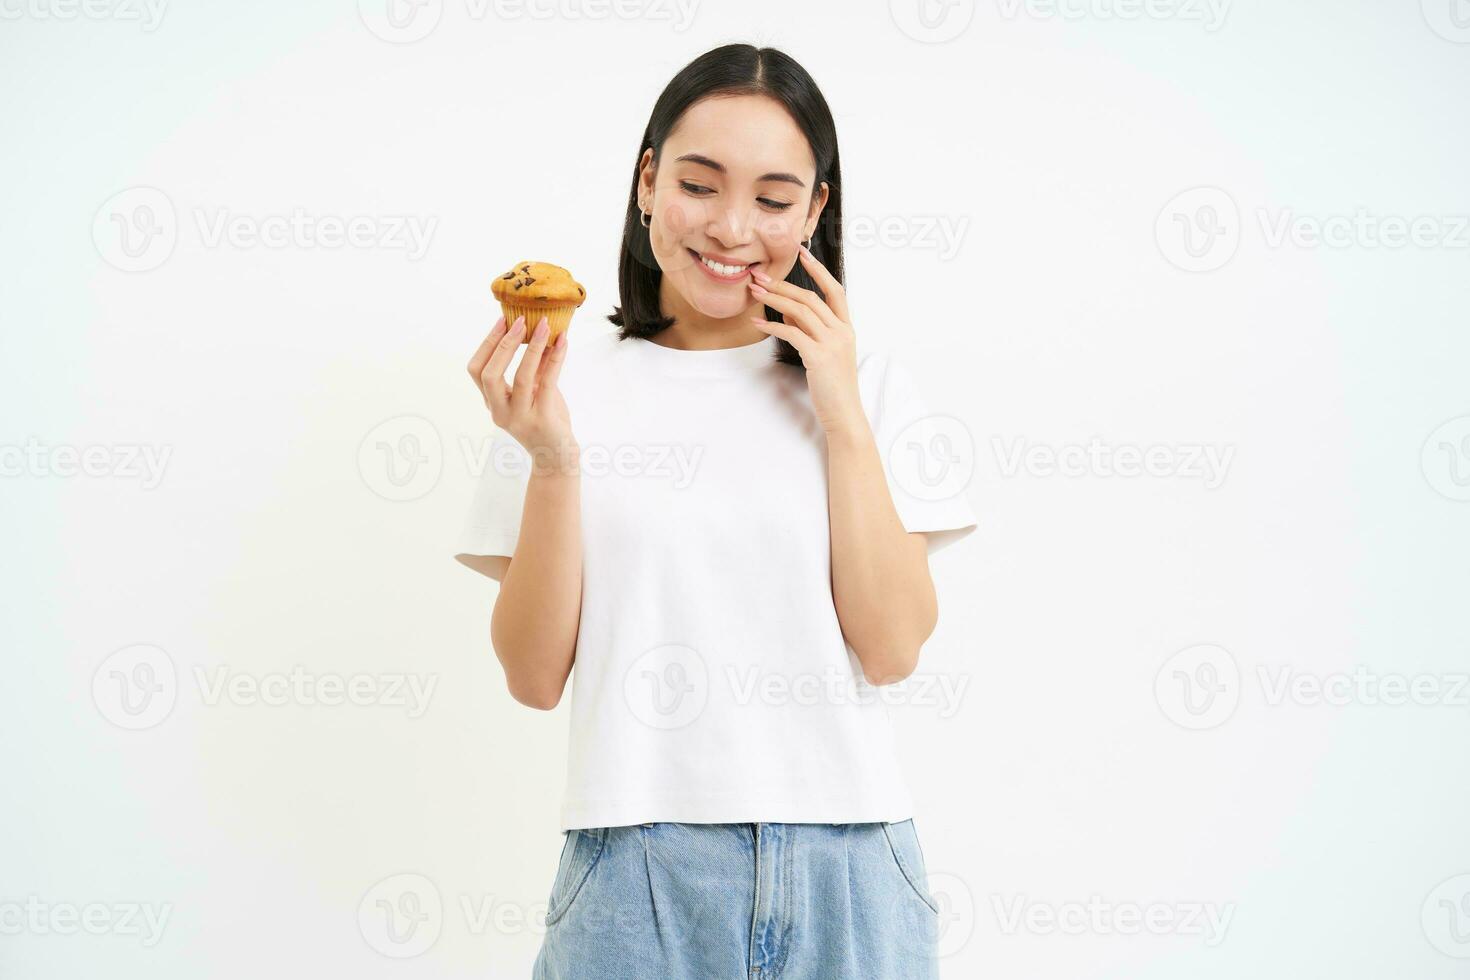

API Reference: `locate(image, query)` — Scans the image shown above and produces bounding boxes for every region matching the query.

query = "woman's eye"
[678,181,792,212]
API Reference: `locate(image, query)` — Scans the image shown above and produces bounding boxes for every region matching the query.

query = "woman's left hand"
[747,244,866,437]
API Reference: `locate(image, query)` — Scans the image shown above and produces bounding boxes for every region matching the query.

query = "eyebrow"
[673,153,807,189]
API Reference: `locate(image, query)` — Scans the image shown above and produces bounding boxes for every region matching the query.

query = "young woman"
[456,43,977,980]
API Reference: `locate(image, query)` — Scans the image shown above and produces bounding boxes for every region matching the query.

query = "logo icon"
[92,644,178,730]
[1155,643,1240,730]
[358,873,442,958]
[358,415,443,502]
[623,644,708,730]
[1422,415,1470,501]
[1422,874,1470,958]
[1422,0,1470,42]
[892,868,975,959]
[93,187,177,272]
[889,0,975,42]
[1156,186,1241,272]
[889,414,975,503]
[358,0,443,43]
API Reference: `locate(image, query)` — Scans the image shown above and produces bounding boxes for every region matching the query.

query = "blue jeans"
[532,820,941,979]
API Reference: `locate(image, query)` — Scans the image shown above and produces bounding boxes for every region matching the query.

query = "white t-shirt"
[454,329,977,831]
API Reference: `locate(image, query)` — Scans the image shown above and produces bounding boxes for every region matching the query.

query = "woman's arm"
[490,459,582,709]
[744,248,939,687]
[467,314,582,710]
[826,423,939,686]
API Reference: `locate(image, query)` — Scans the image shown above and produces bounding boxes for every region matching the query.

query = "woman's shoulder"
[851,345,938,431]
[854,344,894,375]
[853,344,904,400]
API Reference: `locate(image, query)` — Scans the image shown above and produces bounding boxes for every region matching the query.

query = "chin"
[678,275,749,318]
[692,298,750,321]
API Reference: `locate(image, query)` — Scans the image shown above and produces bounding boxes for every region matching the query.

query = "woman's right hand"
[467,314,577,471]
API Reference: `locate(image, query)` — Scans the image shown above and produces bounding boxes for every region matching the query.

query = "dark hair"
[607,43,844,369]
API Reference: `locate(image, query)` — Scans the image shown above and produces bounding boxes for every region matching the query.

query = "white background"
[3,0,1470,976]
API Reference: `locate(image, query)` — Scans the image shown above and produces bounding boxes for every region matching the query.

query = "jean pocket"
[544,828,608,926]
[880,819,940,915]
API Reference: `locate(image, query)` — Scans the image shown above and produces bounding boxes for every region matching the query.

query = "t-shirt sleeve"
[453,432,533,580]
[865,352,979,557]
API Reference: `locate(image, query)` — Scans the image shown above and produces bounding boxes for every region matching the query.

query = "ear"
[638,148,657,195]
[806,180,830,238]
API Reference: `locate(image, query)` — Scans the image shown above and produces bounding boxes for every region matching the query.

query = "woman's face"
[638,94,828,321]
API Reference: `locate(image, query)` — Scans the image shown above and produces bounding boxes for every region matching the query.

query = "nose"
[707,204,759,248]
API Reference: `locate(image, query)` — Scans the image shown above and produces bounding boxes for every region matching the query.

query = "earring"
[640,206,651,229]
[802,235,812,250]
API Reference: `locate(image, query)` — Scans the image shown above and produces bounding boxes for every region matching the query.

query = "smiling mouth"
[688,248,759,279]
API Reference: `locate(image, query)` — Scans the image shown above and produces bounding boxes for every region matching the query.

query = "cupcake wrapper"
[499,302,577,345]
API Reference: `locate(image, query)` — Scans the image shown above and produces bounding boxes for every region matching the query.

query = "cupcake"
[491,260,586,345]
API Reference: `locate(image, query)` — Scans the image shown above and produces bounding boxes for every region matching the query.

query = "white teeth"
[699,254,747,276]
